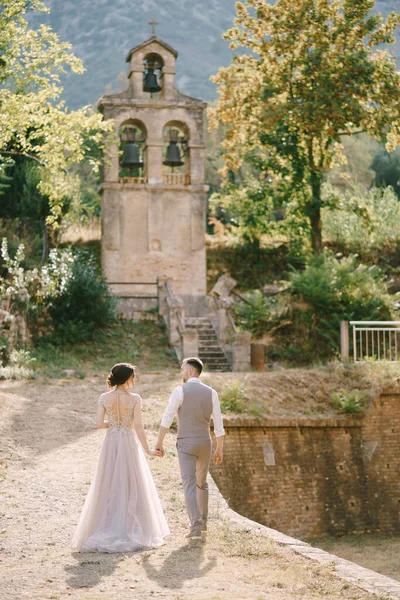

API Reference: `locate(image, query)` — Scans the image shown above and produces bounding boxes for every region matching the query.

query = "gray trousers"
[177,437,212,528]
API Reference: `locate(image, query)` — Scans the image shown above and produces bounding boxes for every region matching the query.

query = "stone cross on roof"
[149,18,159,36]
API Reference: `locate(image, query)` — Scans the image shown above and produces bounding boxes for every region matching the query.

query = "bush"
[233,290,275,339]
[9,348,36,367]
[48,251,116,345]
[287,255,394,361]
[0,364,35,380]
[207,241,307,292]
[331,389,371,414]
[219,379,248,413]
[234,254,395,364]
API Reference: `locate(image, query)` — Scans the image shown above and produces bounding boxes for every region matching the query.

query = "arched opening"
[119,120,147,183]
[143,53,164,98]
[162,121,190,186]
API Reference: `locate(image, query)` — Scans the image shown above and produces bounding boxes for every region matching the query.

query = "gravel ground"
[0,375,380,600]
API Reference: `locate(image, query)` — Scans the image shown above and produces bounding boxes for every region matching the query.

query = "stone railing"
[157,278,198,363]
[119,176,146,184]
[211,296,251,371]
[161,173,190,186]
[107,281,158,320]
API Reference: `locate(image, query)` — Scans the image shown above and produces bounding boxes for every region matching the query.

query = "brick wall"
[211,387,400,539]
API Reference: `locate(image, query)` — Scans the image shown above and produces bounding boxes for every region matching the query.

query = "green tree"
[0,0,113,227]
[210,0,400,254]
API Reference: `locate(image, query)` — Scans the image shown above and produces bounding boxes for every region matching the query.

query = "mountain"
[30,0,399,110]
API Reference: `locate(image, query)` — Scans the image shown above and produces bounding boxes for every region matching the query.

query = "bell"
[163,140,184,168]
[143,67,161,94]
[121,142,143,169]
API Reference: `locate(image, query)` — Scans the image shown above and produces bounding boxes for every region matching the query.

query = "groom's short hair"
[184,357,203,375]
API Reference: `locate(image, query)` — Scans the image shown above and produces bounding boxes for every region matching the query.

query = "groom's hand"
[155,445,165,457]
[214,449,223,465]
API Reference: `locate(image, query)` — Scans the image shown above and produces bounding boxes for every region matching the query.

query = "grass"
[331,389,371,414]
[217,377,270,419]
[30,322,400,419]
[0,365,35,380]
[32,319,178,378]
[207,360,400,419]
[208,520,276,558]
[219,379,248,413]
[311,533,400,582]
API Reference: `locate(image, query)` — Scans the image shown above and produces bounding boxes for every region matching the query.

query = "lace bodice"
[99,391,140,432]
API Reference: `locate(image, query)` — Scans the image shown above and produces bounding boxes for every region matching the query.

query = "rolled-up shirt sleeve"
[212,389,225,437]
[160,386,183,429]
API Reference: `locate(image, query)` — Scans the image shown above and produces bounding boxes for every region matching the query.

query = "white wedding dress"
[71,390,170,552]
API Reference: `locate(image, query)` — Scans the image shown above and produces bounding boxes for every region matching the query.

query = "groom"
[155,357,225,538]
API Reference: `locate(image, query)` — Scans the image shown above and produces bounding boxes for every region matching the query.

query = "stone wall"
[102,185,206,297]
[99,36,208,311]
[211,387,400,539]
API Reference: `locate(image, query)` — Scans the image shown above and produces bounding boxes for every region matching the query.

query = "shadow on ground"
[65,552,124,589]
[142,539,217,589]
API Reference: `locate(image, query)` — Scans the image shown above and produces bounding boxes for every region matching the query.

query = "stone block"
[181,329,199,359]
[232,331,251,371]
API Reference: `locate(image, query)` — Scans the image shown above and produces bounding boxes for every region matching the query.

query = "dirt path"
[0,375,379,600]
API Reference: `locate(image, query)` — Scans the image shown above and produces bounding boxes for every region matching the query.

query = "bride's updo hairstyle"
[107,363,136,388]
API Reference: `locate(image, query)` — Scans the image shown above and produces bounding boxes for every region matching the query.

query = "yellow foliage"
[0,0,114,227]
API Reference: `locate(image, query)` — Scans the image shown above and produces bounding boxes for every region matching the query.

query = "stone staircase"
[185,317,230,371]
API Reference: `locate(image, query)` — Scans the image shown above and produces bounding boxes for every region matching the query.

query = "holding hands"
[147,446,164,457]
[147,449,163,457]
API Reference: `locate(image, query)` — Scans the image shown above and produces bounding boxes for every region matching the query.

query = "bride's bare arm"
[96,403,109,429]
[133,399,152,454]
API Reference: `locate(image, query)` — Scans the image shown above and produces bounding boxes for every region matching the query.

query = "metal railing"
[350,321,400,362]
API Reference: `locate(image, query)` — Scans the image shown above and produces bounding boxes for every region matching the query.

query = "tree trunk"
[310,207,322,255]
[309,170,323,255]
[41,225,49,265]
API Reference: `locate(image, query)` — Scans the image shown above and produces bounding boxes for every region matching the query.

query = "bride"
[71,363,170,552]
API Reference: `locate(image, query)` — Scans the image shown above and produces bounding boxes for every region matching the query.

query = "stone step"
[185,317,230,372]
[186,317,210,322]
[200,356,228,365]
[196,329,217,335]
[199,344,223,350]
[199,354,230,362]
[193,331,219,338]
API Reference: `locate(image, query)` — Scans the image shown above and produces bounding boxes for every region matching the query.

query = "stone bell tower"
[98,24,208,317]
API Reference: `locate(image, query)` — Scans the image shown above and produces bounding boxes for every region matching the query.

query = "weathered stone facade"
[211,386,400,539]
[99,35,208,309]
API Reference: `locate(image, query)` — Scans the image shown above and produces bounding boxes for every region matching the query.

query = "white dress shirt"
[161,377,225,438]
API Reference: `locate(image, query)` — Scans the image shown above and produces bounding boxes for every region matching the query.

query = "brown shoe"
[201,518,208,532]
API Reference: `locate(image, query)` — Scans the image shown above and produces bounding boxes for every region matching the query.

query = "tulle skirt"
[71,428,170,552]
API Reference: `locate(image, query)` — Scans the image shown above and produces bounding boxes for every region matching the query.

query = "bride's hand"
[147,449,163,457]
